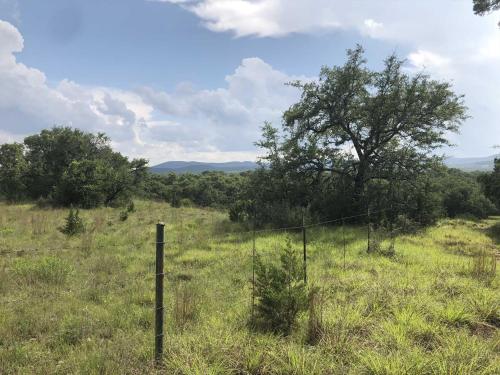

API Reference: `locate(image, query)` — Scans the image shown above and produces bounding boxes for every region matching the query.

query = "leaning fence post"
[155,222,165,365]
[302,210,307,284]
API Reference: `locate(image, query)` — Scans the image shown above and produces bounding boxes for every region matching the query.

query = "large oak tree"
[259,46,467,210]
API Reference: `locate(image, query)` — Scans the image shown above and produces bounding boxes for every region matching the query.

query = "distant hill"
[151,155,497,174]
[444,154,498,171]
[150,161,259,174]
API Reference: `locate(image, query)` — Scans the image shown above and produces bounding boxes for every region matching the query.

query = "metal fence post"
[302,211,307,284]
[342,217,346,271]
[251,216,256,321]
[367,206,371,253]
[155,222,165,365]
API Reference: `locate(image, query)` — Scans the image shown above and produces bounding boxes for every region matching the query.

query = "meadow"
[0,201,498,374]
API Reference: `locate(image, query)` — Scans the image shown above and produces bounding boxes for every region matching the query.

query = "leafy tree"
[260,46,467,213]
[473,0,500,14]
[479,158,500,208]
[23,127,110,199]
[0,143,27,201]
[474,0,500,25]
[0,127,147,207]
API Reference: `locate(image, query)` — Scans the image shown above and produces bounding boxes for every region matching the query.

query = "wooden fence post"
[155,222,165,365]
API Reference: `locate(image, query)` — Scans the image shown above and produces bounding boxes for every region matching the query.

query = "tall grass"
[0,201,498,374]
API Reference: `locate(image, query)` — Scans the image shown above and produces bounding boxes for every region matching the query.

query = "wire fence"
[1,203,414,365]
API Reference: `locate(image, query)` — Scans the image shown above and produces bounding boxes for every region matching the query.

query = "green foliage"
[0,127,147,208]
[442,168,496,218]
[260,45,467,211]
[142,170,247,209]
[473,0,500,15]
[479,158,500,209]
[119,210,128,221]
[0,143,27,201]
[0,202,499,373]
[253,237,307,335]
[126,201,135,213]
[60,208,86,236]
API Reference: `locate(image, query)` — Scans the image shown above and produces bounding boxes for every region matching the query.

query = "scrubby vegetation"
[0,127,147,208]
[0,201,498,373]
[1,45,499,374]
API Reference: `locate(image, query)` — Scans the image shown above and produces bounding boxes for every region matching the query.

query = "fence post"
[302,210,307,284]
[367,206,371,253]
[251,216,256,321]
[155,222,165,366]
[342,217,346,271]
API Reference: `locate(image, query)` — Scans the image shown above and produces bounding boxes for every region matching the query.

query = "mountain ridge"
[150,160,259,174]
[150,154,498,174]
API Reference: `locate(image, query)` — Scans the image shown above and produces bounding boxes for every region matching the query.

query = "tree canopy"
[474,0,500,24]
[259,46,468,211]
[0,127,147,207]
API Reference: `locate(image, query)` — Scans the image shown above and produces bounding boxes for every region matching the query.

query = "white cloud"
[0,20,306,163]
[136,57,308,154]
[408,50,450,69]
[362,19,383,38]
[156,0,500,157]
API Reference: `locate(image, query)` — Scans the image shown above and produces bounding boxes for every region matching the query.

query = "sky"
[0,0,499,164]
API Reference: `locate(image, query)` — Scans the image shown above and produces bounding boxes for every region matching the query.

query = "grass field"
[0,201,498,374]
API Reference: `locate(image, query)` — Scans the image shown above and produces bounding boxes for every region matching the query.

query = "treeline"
[0,127,147,208]
[140,162,498,228]
[0,127,497,227]
[1,47,499,227]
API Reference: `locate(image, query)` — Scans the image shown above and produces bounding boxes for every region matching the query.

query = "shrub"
[126,201,135,213]
[59,207,85,236]
[253,237,307,335]
[119,210,128,221]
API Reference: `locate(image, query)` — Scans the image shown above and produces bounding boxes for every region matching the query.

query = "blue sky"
[0,0,499,163]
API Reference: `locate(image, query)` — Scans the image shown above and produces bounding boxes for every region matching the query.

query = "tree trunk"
[353,160,368,213]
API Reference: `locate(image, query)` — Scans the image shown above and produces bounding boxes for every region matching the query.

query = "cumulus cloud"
[137,57,307,153]
[0,20,306,163]
[155,0,500,156]
[0,20,154,155]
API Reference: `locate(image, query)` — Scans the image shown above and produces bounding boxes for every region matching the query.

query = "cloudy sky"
[0,0,499,164]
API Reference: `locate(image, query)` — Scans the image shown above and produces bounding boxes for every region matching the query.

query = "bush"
[253,237,307,335]
[60,208,85,236]
[119,211,128,221]
[126,201,135,213]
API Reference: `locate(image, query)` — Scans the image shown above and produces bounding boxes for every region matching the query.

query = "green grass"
[0,201,498,374]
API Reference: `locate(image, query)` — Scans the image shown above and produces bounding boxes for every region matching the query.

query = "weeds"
[470,249,496,283]
[306,286,326,345]
[173,282,199,330]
